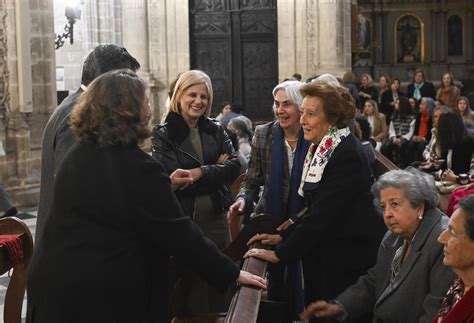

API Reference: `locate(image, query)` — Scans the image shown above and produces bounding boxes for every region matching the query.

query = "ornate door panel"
[190,0,277,121]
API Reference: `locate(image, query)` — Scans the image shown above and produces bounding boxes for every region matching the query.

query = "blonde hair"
[164,70,213,121]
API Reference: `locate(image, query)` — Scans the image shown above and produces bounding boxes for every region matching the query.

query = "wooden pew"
[0,217,34,323]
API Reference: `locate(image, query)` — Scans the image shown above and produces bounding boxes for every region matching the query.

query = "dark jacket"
[336,208,455,323]
[27,143,239,323]
[275,134,386,304]
[407,82,436,103]
[36,89,82,248]
[380,90,402,125]
[152,112,240,219]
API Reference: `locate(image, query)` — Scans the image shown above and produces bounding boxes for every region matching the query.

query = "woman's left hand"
[217,153,229,163]
[247,233,282,246]
[441,169,457,182]
[244,248,280,263]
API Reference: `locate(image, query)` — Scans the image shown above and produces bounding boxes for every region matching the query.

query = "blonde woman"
[363,99,388,151]
[436,72,460,109]
[453,96,474,136]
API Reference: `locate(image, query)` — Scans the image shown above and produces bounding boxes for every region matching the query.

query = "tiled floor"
[0,208,37,323]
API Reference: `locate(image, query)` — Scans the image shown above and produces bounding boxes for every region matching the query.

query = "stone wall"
[0,0,56,208]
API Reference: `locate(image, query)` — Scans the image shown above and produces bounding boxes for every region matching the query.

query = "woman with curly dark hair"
[27,69,265,323]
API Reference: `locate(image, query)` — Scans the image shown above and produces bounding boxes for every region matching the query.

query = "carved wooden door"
[189,0,277,122]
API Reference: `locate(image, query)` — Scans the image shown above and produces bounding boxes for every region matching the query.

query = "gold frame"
[394,13,425,64]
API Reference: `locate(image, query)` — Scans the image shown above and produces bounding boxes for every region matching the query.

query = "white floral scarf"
[298,126,351,196]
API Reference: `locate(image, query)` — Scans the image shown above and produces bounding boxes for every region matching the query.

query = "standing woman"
[27,70,265,323]
[363,99,388,151]
[245,81,386,322]
[436,72,460,109]
[358,73,378,109]
[377,74,391,107]
[152,70,241,314]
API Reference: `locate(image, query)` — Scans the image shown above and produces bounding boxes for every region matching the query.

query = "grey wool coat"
[336,207,455,323]
[36,90,82,248]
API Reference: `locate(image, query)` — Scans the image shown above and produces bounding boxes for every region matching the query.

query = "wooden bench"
[0,217,34,323]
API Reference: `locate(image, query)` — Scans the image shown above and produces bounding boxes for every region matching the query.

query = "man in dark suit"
[35,44,140,248]
[407,68,436,107]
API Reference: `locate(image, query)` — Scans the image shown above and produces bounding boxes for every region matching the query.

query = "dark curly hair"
[300,81,355,128]
[71,69,151,146]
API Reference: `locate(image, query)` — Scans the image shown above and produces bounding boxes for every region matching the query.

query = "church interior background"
[1,0,474,207]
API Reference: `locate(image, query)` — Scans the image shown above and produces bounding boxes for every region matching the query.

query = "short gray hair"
[422,97,436,117]
[371,167,439,213]
[272,80,304,111]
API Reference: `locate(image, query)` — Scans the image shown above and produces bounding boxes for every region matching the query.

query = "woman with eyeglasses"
[301,169,455,323]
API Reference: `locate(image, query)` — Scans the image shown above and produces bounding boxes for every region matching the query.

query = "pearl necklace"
[285,136,298,142]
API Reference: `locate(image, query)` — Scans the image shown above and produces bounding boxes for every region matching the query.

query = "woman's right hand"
[247,233,282,246]
[236,270,267,289]
[299,300,344,320]
[227,199,245,224]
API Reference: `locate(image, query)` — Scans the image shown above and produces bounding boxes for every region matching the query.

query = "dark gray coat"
[36,90,81,247]
[336,208,455,323]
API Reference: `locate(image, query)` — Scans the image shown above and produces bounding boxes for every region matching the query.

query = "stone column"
[468,0,474,61]
[0,0,56,207]
[148,0,190,124]
[278,0,352,81]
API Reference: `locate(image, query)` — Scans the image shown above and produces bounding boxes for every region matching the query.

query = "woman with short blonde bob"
[27,70,265,322]
[152,69,241,315]
[301,168,455,323]
[363,99,388,151]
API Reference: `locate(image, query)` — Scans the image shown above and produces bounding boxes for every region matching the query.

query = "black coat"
[27,143,239,323]
[275,135,386,305]
[151,112,240,219]
[407,82,436,103]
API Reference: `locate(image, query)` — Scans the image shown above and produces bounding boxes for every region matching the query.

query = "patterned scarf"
[413,82,424,101]
[436,277,464,322]
[298,126,351,196]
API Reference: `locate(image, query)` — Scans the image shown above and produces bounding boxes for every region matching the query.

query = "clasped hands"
[243,232,283,263]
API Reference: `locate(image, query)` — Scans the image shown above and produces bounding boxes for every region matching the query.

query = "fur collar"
[164,112,218,143]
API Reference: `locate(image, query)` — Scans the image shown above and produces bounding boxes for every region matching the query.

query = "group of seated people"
[26,44,473,323]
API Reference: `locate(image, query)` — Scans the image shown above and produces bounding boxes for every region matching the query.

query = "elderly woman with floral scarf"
[245,79,386,323]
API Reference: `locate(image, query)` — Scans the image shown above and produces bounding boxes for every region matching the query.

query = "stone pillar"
[0,0,56,207]
[468,0,474,62]
[278,0,352,81]
[148,0,190,124]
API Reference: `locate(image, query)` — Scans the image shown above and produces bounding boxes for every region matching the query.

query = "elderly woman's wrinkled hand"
[236,270,267,289]
[244,248,280,263]
[247,233,282,246]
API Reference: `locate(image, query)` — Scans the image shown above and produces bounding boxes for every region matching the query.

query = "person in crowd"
[227,80,309,321]
[292,73,302,81]
[362,99,388,151]
[227,115,253,162]
[0,184,17,218]
[224,126,248,174]
[341,71,360,108]
[453,96,474,136]
[354,115,376,166]
[435,194,474,322]
[244,80,386,323]
[358,73,378,109]
[27,70,266,323]
[215,101,231,122]
[300,168,455,323]
[377,74,391,107]
[35,44,141,249]
[152,70,241,314]
[380,78,403,125]
[437,112,473,175]
[416,105,450,171]
[220,102,244,128]
[403,97,435,167]
[381,97,416,166]
[436,72,460,109]
[407,68,436,106]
